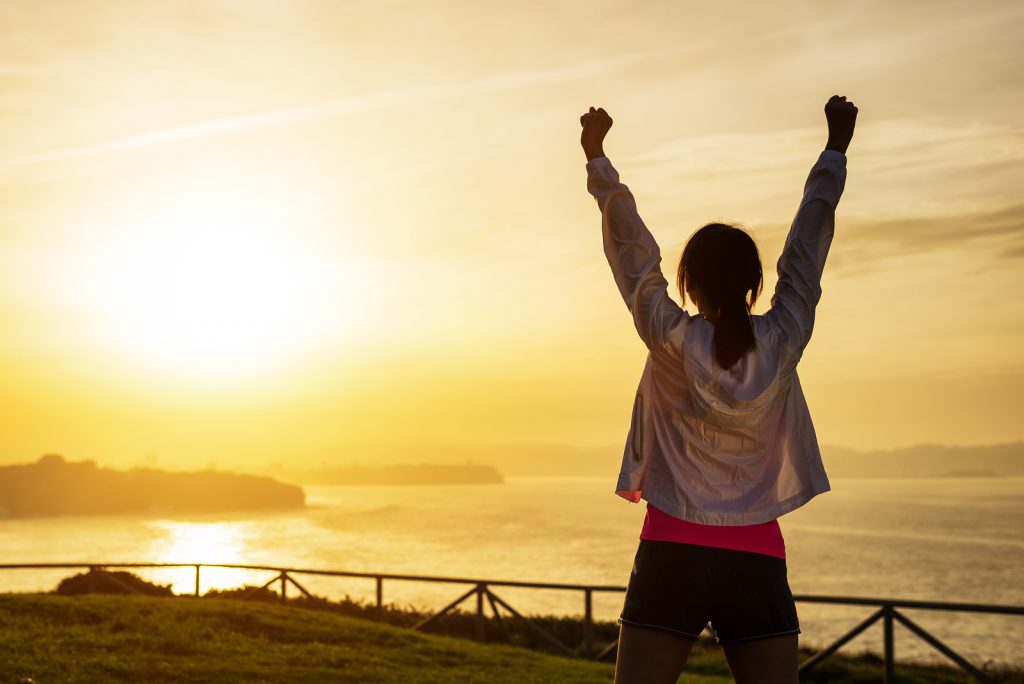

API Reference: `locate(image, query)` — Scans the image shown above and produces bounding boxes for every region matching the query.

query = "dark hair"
[676,223,763,370]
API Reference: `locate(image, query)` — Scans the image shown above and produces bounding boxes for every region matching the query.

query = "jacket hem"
[616,489,643,503]
[632,481,830,526]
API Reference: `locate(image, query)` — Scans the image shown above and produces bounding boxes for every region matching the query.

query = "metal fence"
[1,562,1020,683]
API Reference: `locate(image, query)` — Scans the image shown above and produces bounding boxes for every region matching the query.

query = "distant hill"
[454,441,1024,478]
[821,442,1024,478]
[0,454,305,518]
[273,463,504,486]
[469,443,620,477]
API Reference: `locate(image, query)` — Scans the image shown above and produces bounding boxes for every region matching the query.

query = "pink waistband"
[639,502,786,559]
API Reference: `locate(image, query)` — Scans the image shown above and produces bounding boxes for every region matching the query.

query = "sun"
[82,178,342,379]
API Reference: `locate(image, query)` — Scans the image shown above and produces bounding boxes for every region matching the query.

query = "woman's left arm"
[581,107,688,351]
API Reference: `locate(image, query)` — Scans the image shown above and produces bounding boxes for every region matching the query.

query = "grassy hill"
[0,594,722,684]
[1,593,1019,683]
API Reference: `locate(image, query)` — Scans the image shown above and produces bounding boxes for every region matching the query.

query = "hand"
[824,95,858,155]
[580,106,613,161]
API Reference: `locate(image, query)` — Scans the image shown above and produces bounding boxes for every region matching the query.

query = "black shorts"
[618,538,801,645]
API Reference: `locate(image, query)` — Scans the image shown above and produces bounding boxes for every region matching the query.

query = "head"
[676,223,764,370]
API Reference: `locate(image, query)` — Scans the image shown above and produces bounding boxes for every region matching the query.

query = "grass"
[0,594,724,684]
[1,593,1020,683]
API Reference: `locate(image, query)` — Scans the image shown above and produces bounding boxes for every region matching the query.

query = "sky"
[0,0,1021,470]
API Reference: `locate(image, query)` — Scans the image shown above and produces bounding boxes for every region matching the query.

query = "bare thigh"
[721,634,800,684]
[614,622,695,684]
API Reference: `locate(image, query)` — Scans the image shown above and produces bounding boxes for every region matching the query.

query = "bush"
[202,584,283,602]
[55,570,174,597]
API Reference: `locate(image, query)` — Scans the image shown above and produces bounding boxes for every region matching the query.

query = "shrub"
[55,570,174,597]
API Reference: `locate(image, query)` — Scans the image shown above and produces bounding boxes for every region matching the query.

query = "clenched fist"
[580,106,613,161]
[825,95,858,155]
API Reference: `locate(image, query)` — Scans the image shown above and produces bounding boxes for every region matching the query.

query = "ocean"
[1,475,1021,667]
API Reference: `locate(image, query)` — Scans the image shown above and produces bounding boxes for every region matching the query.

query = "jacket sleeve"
[766,150,847,355]
[586,156,688,352]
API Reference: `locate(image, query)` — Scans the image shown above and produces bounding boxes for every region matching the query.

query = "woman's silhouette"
[580,95,858,684]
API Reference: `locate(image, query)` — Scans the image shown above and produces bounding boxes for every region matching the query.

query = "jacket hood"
[681,316,784,427]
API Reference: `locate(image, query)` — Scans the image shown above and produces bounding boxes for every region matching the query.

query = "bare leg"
[614,622,695,684]
[721,634,799,684]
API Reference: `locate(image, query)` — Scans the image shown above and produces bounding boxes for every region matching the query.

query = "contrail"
[0,43,710,169]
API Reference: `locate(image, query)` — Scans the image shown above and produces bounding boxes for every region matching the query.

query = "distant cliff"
[443,441,1024,478]
[277,463,504,486]
[821,442,1024,478]
[0,454,305,518]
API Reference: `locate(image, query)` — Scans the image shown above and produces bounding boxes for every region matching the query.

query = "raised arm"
[767,95,857,355]
[581,107,688,351]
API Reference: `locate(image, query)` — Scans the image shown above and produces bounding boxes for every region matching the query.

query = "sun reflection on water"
[148,521,262,594]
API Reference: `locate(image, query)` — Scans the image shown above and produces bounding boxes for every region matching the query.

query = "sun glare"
[150,521,256,593]
[82,179,342,379]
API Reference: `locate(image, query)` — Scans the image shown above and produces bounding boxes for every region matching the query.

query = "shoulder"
[751,314,778,338]
[752,312,802,370]
[679,315,713,351]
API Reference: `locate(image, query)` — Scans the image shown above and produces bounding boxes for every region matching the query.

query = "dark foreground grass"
[1,593,1020,683]
[0,594,728,684]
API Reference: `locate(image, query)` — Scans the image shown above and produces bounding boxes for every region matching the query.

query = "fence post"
[280,572,288,602]
[883,605,894,683]
[376,576,383,621]
[583,589,594,658]
[476,584,486,641]
[194,565,201,597]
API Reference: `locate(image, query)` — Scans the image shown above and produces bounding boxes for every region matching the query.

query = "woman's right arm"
[581,107,689,353]
[767,96,857,354]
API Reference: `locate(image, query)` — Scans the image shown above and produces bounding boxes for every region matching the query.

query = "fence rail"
[1,562,1020,683]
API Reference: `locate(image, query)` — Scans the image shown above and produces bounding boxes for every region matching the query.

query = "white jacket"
[586,150,847,525]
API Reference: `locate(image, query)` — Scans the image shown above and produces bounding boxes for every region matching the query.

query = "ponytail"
[714,294,755,369]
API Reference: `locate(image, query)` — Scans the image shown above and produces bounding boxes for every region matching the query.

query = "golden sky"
[0,1,1021,469]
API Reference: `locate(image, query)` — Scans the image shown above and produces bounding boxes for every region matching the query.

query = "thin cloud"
[846,203,1024,252]
[1002,244,1024,259]
[0,42,714,170]
[822,202,1024,275]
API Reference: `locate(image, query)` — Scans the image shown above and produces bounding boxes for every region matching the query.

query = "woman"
[579,95,858,684]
